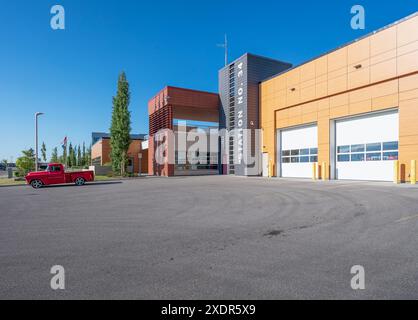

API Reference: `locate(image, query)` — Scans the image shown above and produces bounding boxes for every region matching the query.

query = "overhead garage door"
[335,110,399,181]
[280,124,318,178]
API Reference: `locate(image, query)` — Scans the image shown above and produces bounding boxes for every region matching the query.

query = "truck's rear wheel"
[31,180,43,189]
[75,177,85,186]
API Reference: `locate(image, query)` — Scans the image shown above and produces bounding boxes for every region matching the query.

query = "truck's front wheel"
[31,180,43,189]
[75,177,85,186]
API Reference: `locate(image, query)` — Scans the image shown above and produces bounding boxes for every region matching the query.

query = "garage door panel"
[281,125,318,178]
[336,111,399,181]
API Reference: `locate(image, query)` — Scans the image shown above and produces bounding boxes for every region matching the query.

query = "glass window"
[383,141,399,151]
[310,156,318,163]
[291,150,300,156]
[300,156,310,163]
[366,153,382,161]
[282,157,291,164]
[310,148,318,155]
[291,157,299,163]
[383,152,399,161]
[351,144,365,153]
[338,154,350,162]
[351,154,365,162]
[300,149,310,156]
[338,146,350,154]
[282,150,290,157]
[366,143,382,152]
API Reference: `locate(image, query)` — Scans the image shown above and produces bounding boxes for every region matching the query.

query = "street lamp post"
[35,112,44,172]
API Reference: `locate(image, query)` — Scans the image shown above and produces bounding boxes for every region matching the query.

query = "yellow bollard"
[321,162,327,181]
[411,160,416,185]
[312,163,317,180]
[268,160,273,178]
[394,160,400,184]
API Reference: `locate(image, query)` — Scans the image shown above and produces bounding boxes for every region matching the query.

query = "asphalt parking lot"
[1,176,418,300]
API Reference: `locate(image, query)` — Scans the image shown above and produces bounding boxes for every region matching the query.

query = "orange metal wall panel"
[261,14,418,180]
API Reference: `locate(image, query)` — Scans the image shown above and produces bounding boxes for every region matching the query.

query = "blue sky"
[0,0,416,161]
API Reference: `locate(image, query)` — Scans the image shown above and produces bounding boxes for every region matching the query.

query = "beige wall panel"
[317,98,330,111]
[328,74,347,95]
[286,69,300,87]
[398,40,418,57]
[288,116,303,127]
[330,104,349,119]
[302,101,318,114]
[400,88,418,102]
[370,58,397,83]
[397,49,418,75]
[318,118,330,145]
[330,93,349,108]
[372,94,399,111]
[277,108,289,120]
[348,65,370,89]
[315,77,328,98]
[276,75,287,91]
[400,135,418,146]
[399,74,418,92]
[318,108,330,118]
[302,112,318,123]
[286,88,300,106]
[315,56,328,76]
[349,87,372,103]
[349,100,372,115]
[328,47,347,72]
[370,49,396,65]
[397,15,418,47]
[371,79,399,98]
[300,62,316,82]
[370,26,397,56]
[400,98,418,130]
[328,66,347,79]
[288,105,302,118]
[348,37,370,64]
[277,90,287,109]
[276,117,289,129]
[300,84,316,102]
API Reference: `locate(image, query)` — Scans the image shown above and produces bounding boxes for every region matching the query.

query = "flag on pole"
[61,136,67,149]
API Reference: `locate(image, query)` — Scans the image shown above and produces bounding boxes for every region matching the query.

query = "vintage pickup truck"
[25,163,95,189]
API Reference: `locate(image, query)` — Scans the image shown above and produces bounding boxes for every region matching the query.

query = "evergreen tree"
[87,144,92,166]
[77,145,82,167]
[62,145,67,167]
[110,72,131,176]
[41,142,47,163]
[68,143,74,167]
[51,147,59,163]
[82,142,86,166]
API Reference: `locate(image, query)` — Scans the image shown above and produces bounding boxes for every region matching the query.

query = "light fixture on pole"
[35,112,44,172]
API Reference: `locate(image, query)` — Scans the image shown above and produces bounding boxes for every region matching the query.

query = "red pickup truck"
[25,163,95,189]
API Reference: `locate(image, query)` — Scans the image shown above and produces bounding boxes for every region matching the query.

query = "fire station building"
[147,12,418,183]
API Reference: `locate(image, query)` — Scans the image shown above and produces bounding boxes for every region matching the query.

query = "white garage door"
[335,111,399,181]
[280,125,318,178]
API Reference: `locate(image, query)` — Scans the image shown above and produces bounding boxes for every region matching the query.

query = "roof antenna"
[217,34,228,66]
